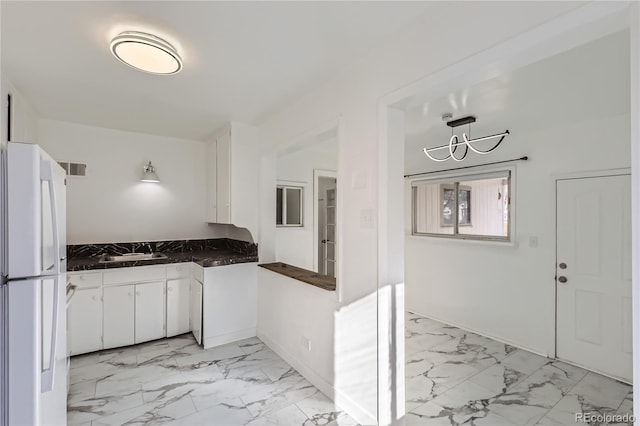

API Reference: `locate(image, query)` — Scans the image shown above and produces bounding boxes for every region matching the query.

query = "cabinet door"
[216,132,231,224]
[103,285,134,349]
[206,140,217,222]
[135,281,166,344]
[190,279,203,345]
[68,288,102,356]
[167,278,190,337]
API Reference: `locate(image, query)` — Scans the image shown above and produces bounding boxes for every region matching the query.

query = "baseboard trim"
[203,327,256,349]
[257,330,377,425]
[407,309,550,358]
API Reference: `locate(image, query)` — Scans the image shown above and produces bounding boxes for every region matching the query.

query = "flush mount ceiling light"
[110,31,182,75]
[423,115,510,162]
[141,161,160,182]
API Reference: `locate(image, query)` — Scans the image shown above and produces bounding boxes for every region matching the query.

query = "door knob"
[322,240,327,243]
[558,276,568,283]
[559,263,567,269]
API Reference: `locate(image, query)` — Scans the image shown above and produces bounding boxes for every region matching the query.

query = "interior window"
[276,185,303,226]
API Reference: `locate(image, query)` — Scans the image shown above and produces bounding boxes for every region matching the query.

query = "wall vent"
[58,161,87,177]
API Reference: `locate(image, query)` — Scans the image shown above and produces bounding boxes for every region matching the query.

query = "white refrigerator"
[0,141,67,425]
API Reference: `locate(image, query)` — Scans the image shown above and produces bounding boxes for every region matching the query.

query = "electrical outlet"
[301,336,311,351]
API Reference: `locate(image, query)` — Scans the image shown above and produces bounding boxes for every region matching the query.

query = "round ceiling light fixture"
[110,31,182,75]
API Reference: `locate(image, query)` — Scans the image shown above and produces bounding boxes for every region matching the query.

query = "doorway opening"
[376,4,636,424]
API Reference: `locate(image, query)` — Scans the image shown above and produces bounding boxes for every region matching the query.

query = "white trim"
[631,4,640,416]
[257,330,377,426]
[409,169,511,186]
[409,165,517,246]
[552,167,631,181]
[276,184,304,227]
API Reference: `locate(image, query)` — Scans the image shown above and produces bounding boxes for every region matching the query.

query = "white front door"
[556,174,632,382]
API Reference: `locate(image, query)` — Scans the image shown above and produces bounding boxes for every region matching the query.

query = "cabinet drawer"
[166,263,192,280]
[193,264,204,283]
[103,266,166,286]
[68,271,102,289]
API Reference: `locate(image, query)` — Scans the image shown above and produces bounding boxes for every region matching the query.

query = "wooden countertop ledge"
[259,262,336,291]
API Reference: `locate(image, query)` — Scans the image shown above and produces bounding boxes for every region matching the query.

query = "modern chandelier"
[422,115,509,162]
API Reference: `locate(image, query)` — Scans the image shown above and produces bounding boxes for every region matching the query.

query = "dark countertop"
[259,262,336,291]
[67,249,258,271]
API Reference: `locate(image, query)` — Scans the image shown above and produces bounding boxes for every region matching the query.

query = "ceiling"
[404,30,630,174]
[1,1,432,141]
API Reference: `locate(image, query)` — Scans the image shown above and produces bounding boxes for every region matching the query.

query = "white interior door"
[323,184,337,277]
[556,174,632,382]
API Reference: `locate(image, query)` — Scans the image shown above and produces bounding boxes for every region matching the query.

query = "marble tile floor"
[405,311,634,425]
[68,334,358,426]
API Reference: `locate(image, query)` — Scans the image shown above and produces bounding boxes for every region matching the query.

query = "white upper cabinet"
[206,122,260,239]
[216,132,231,224]
[206,140,218,223]
[207,127,230,224]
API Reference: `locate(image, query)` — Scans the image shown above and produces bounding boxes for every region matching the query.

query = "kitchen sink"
[99,252,168,263]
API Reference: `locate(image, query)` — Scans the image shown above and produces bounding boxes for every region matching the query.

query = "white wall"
[406,113,630,356]
[275,137,337,270]
[37,119,227,244]
[254,2,584,423]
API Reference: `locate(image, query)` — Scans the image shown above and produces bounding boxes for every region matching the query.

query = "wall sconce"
[141,161,160,182]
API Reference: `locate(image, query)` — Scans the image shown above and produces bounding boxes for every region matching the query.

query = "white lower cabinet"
[135,281,166,343]
[202,263,257,348]
[190,278,203,345]
[103,285,135,349]
[68,261,256,355]
[68,288,102,356]
[167,278,190,337]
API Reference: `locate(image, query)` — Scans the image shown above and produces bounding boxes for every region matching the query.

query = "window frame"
[411,168,514,243]
[276,184,304,227]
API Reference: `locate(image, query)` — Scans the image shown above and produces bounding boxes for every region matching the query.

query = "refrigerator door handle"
[40,276,58,393]
[40,159,60,275]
